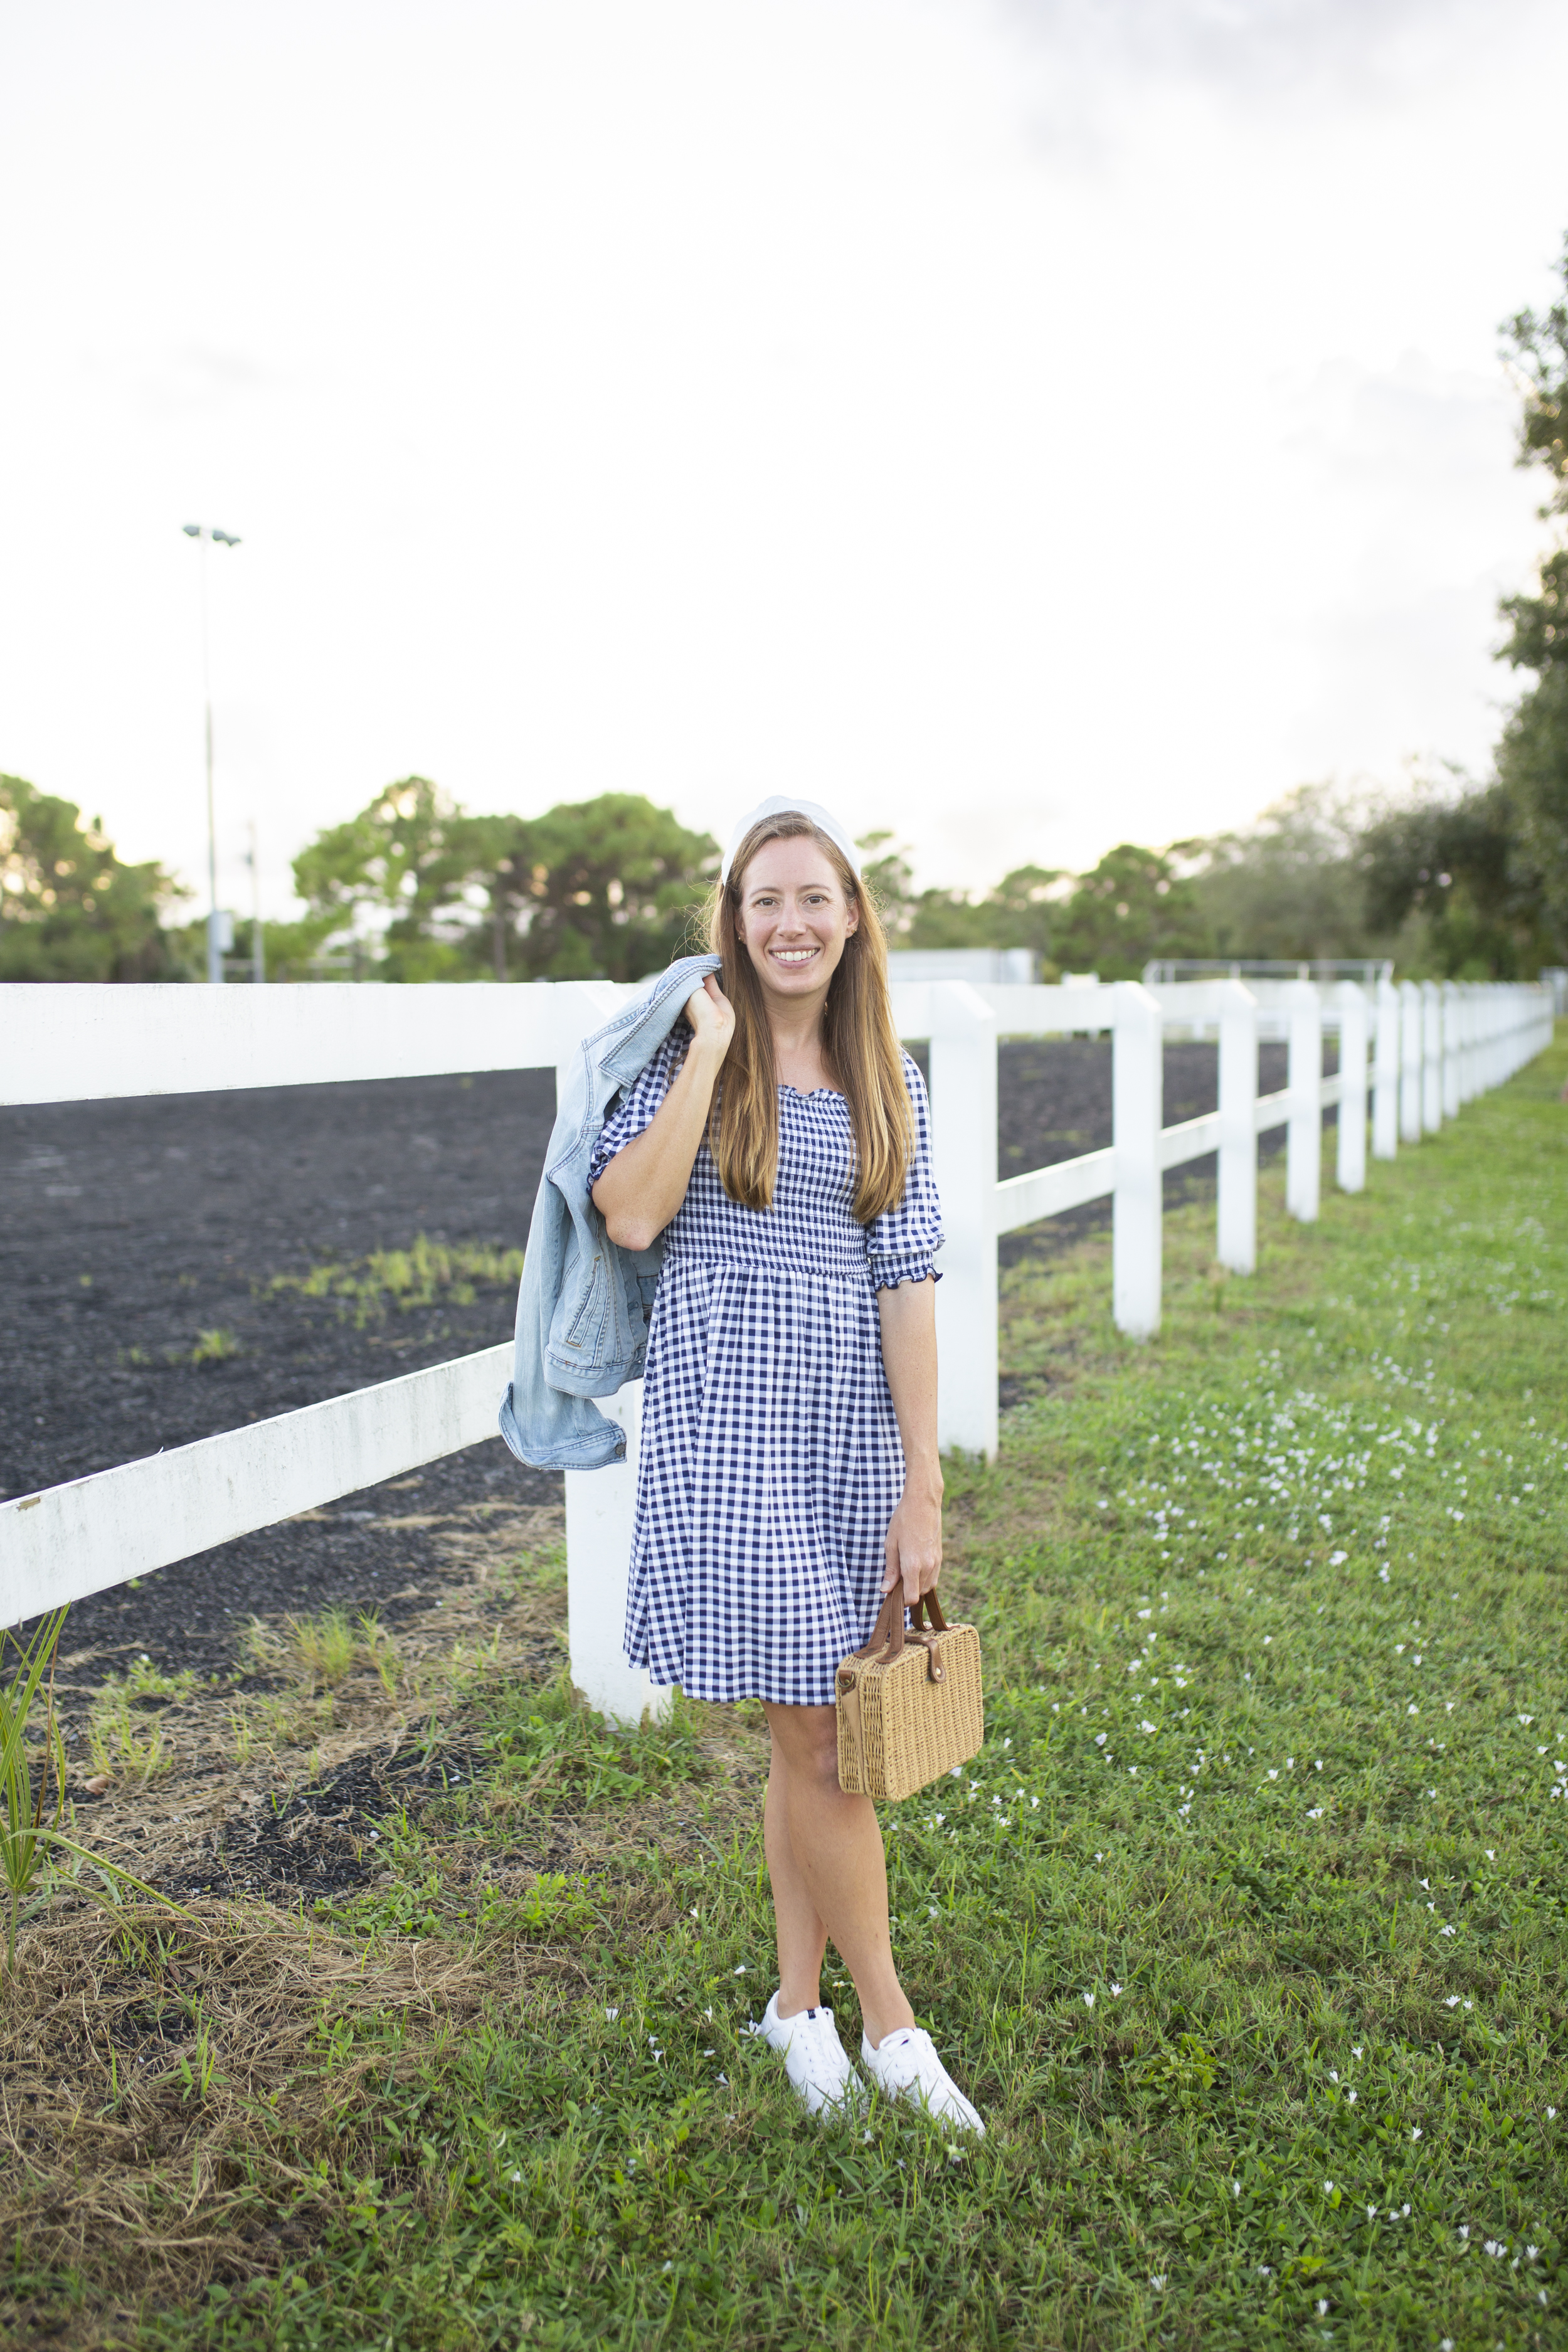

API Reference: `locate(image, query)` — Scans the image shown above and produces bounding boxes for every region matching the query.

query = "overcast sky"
[2,0,1565,917]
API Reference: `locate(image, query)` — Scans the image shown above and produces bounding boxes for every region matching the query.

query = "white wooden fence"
[1,973,1553,1724]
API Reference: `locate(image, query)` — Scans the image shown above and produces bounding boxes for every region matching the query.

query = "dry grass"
[0,1900,573,2336]
[4,1493,773,2342]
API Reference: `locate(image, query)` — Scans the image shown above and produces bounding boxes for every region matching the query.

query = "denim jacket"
[497,953,722,1470]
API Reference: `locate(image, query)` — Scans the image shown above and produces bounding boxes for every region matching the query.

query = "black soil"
[3,1037,1322,1683]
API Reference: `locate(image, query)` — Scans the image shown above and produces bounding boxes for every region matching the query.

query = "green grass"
[265,1234,526,1326]
[31,1033,1568,2350]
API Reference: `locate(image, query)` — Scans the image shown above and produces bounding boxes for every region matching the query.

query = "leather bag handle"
[852,1585,948,1666]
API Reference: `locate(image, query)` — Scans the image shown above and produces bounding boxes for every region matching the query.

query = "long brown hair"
[703,813,912,1222]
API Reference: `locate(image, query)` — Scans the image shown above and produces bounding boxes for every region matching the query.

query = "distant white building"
[886,947,1037,985]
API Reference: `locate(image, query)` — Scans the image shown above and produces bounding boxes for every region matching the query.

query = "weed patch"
[264,1234,526,1328]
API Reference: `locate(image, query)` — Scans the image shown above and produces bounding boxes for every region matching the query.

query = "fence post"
[1421,982,1443,1131]
[1335,981,1368,1194]
[929,982,999,1461]
[563,1380,669,1727]
[1216,978,1258,1274]
[1372,977,1400,1161]
[1459,984,1479,1104]
[1441,982,1461,1120]
[1112,982,1163,1338]
[549,988,672,1729]
[1285,979,1322,1222]
[1399,982,1424,1142]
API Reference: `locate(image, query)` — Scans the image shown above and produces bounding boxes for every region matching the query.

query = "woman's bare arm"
[877,1277,943,1602]
[590,977,734,1252]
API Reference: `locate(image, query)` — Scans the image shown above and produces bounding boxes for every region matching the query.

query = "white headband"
[720,795,863,885]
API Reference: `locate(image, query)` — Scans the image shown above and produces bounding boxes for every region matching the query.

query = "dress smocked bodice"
[589,1036,943,1291]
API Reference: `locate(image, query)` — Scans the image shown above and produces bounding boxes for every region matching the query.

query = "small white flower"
[1232,2179,1240,2198]
[1446,1995,1459,2008]
[1110,1981,1123,1996]
[1149,2275,1167,2291]
[1411,2127,1422,2141]
[733,1964,746,1974]
[1347,2089,1357,2104]
[1486,2239,1503,2257]
[1323,2179,1334,2193]
[1316,2298,1329,2316]
[605,2006,620,2021]
[1083,1991,1095,2008]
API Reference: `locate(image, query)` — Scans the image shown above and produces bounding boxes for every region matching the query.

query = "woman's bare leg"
[761,1700,915,2049]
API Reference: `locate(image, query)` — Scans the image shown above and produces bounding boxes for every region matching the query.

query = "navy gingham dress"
[588,1039,943,1706]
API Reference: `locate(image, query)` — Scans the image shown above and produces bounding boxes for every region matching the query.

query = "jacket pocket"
[560,1253,606,1350]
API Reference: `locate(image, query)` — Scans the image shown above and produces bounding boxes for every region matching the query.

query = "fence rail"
[1,973,1554,1724]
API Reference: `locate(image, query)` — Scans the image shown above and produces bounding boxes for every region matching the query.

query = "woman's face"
[734,835,859,1006]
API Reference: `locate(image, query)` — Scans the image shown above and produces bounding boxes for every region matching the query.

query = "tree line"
[4,238,1564,988]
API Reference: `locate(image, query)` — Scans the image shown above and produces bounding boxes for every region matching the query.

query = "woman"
[590,796,983,2134]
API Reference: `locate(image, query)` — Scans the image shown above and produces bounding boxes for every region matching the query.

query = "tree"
[1048,843,1209,978]
[857,832,1068,963]
[291,781,716,981]
[0,777,186,981]
[1183,782,1387,965]
[1358,776,1550,978]
[1495,235,1568,955]
[292,777,509,981]
[498,794,718,982]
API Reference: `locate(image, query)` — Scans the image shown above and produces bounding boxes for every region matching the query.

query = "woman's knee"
[765,1702,841,1790]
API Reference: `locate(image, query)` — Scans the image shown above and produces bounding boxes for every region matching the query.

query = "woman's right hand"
[684,973,736,1060]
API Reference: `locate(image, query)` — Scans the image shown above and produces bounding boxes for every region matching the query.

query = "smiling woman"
[588,800,982,2136]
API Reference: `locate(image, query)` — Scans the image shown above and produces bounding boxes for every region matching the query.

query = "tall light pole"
[181,522,241,983]
[247,818,265,984]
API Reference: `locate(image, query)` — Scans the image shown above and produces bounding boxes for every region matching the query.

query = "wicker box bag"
[835,1588,983,1801]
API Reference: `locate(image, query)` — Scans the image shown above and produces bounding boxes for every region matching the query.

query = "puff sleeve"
[587,1032,686,1192]
[865,1051,944,1290]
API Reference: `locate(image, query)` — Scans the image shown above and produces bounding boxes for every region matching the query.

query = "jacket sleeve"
[866,1052,945,1291]
[588,1032,686,1191]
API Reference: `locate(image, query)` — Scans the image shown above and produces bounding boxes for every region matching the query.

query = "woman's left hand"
[882,1472,943,1604]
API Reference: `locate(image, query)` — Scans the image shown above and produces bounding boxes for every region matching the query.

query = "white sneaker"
[862,2025,985,2136]
[753,1992,867,2119]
